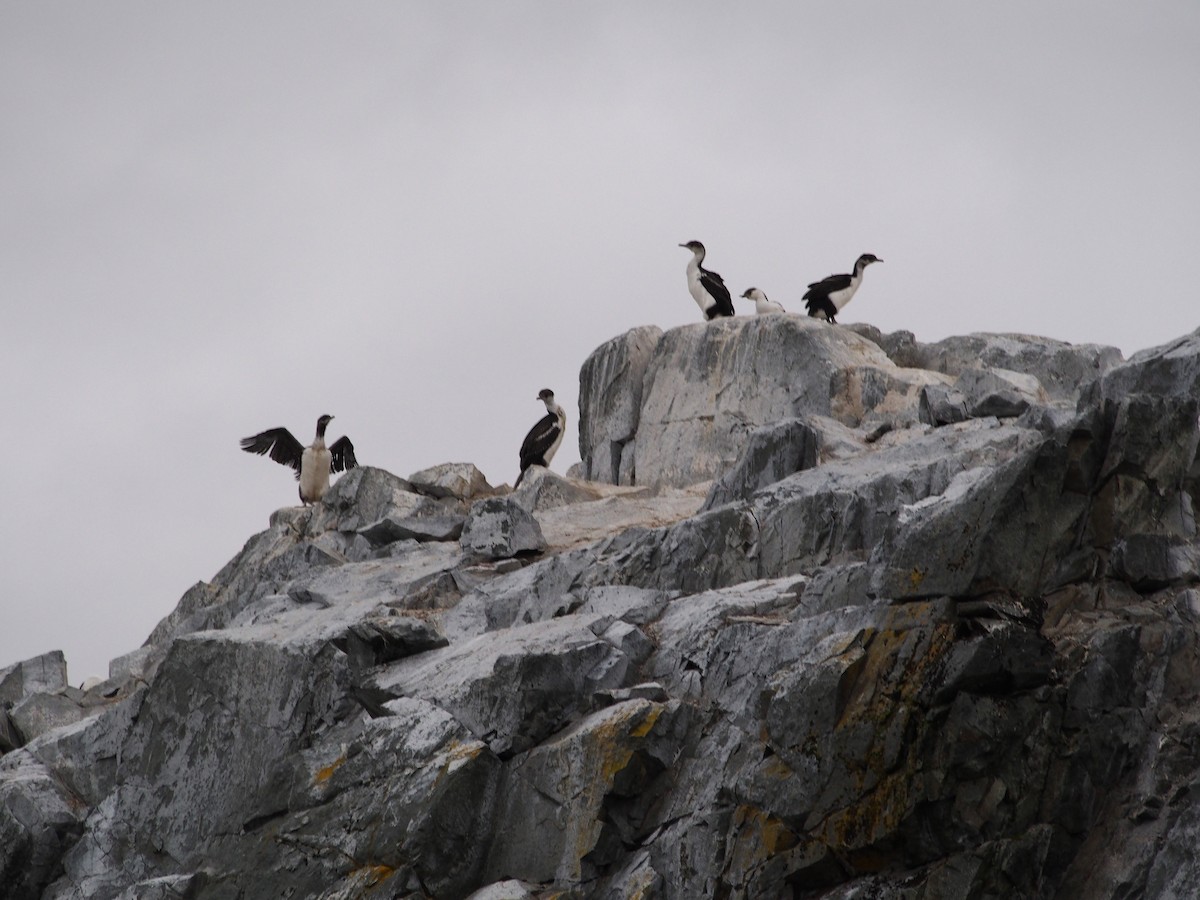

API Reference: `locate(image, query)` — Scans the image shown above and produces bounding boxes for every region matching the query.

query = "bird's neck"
[313,423,328,447]
[544,399,565,421]
[852,260,868,279]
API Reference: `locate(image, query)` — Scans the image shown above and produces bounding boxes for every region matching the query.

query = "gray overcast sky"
[3,2,1198,681]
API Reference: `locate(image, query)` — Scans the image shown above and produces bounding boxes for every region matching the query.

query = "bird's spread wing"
[520,413,560,467]
[329,436,358,473]
[700,268,735,317]
[240,428,304,476]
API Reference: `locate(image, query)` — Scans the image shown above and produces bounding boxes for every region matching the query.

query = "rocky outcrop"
[578,319,1125,491]
[8,318,1200,899]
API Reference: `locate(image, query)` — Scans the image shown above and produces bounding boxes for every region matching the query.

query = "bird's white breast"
[544,408,567,466]
[685,260,714,313]
[831,280,860,312]
[300,446,332,502]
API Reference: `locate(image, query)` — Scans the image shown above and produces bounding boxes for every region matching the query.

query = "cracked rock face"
[7,323,1200,900]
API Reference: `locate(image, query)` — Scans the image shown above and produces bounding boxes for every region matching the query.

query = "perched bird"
[515,389,566,487]
[240,414,358,505]
[740,287,786,315]
[803,254,883,323]
[680,240,735,320]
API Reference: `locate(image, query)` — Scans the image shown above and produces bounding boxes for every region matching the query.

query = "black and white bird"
[515,389,566,487]
[680,240,735,320]
[803,254,883,323]
[740,287,786,315]
[240,414,358,505]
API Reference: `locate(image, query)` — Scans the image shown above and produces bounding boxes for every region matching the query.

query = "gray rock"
[900,331,1123,401]
[0,753,85,898]
[8,693,94,745]
[751,419,1046,585]
[955,365,1045,417]
[335,615,449,668]
[595,619,655,665]
[1083,324,1200,405]
[408,461,494,499]
[932,621,1055,701]
[0,709,19,754]
[376,614,631,757]
[483,699,675,883]
[1109,534,1200,589]
[632,317,946,488]
[357,513,465,545]
[311,464,438,532]
[16,689,145,808]
[796,563,876,616]
[0,650,68,706]
[465,880,540,900]
[1145,795,1200,899]
[459,495,547,561]
[703,417,820,509]
[576,584,669,625]
[1086,393,1200,556]
[578,325,662,485]
[919,382,970,426]
[106,646,160,684]
[845,323,919,363]
[511,467,603,511]
[111,874,206,900]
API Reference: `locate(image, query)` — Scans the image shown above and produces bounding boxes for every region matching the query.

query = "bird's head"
[680,240,705,255]
[537,389,555,403]
[740,287,765,301]
[857,253,883,267]
[316,414,334,435]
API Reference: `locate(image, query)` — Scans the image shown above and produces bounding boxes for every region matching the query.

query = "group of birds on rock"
[241,242,882,505]
[680,240,882,324]
[240,390,567,505]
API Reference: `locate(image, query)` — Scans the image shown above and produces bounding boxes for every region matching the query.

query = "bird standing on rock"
[240,414,358,505]
[740,287,786,315]
[515,389,566,487]
[680,240,735,320]
[803,253,883,323]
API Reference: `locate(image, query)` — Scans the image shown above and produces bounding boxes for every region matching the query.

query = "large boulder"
[578,325,662,485]
[1083,325,1200,405]
[630,316,947,488]
[459,495,547,561]
[0,754,86,899]
[881,331,1123,401]
[0,651,68,707]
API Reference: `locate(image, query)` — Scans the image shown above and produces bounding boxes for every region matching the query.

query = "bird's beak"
[678,243,687,248]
